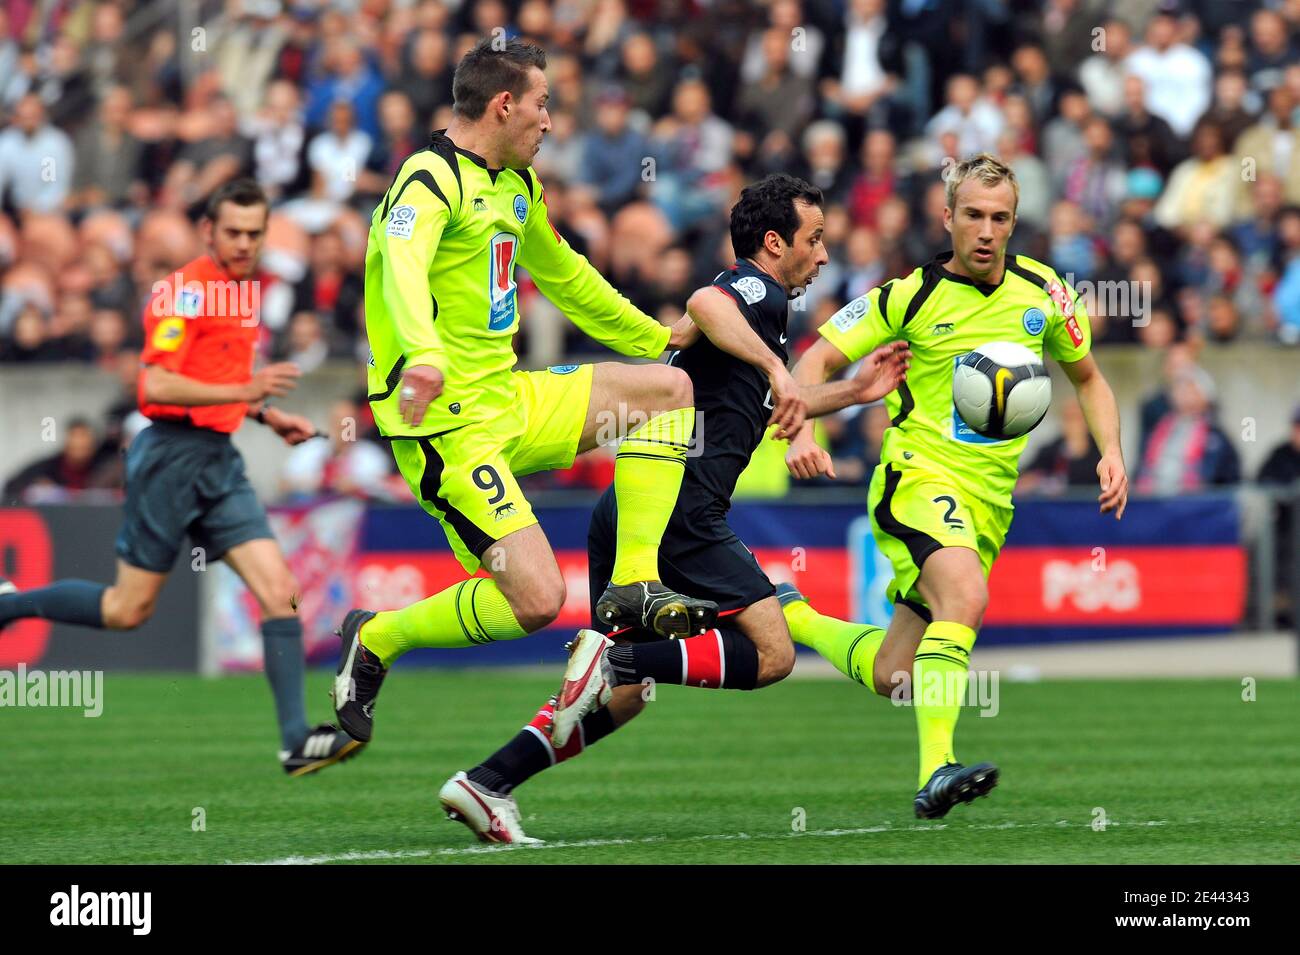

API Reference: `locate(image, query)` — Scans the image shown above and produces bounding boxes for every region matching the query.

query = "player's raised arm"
[517,180,671,359]
[685,284,807,437]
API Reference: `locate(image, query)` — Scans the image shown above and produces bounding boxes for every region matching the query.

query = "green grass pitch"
[2,671,1296,864]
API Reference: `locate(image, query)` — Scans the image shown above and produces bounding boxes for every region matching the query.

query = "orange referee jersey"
[138,255,263,433]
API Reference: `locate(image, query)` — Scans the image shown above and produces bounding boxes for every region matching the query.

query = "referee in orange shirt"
[0,179,361,775]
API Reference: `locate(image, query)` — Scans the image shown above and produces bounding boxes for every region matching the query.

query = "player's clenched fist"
[245,362,301,401]
[785,428,835,480]
[399,363,445,426]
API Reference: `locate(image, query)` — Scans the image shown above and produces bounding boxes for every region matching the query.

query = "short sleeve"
[817,282,898,363]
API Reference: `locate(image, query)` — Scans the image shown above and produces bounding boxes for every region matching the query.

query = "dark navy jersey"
[669,258,791,510]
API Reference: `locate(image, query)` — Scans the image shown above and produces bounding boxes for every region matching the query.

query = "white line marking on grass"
[231,819,1168,865]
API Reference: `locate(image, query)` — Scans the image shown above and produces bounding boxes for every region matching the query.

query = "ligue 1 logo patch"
[514,195,528,222]
[1022,307,1046,336]
[386,204,417,240]
[732,276,767,305]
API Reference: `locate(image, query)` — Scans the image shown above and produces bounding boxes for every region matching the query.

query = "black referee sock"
[606,629,759,689]
[262,617,310,751]
[0,579,106,628]
[468,704,619,795]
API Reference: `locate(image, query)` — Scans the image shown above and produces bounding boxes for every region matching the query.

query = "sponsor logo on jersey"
[931,321,955,335]
[472,197,487,212]
[386,204,417,239]
[1046,280,1075,319]
[1065,313,1084,347]
[513,194,528,222]
[488,232,518,330]
[449,401,461,415]
[1022,307,1046,335]
[548,364,579,375]
[732,275,767,305]
[152,317,187,352]
[830,294,870,332]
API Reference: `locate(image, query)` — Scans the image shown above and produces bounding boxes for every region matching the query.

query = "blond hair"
[945,153,1019,213]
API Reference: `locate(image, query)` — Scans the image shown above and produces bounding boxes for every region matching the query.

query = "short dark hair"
[729,174,823,259]
[452,37,547,119]
[204,178,268,222]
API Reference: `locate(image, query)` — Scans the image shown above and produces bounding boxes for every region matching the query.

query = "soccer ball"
[952,341,1051,440]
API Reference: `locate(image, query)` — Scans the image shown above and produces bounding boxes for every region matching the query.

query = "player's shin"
[610,407,694,584]
[605,628,759,689]
[912,621,977,787]
[466,690,637,794]
[359,578,528,665]
[261,616,310,750]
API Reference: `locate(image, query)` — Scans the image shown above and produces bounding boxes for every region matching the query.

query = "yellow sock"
[913,620,977,788]
[359,578,527,666]
[783,599,885,692]
[611,407,693,584]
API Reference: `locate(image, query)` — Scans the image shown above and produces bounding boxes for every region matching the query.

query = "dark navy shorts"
[115,419,274,573]
[586,484,775,627]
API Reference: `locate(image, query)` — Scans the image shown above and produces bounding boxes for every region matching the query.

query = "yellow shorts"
[390,363,594,573]
[867,459,1013,616]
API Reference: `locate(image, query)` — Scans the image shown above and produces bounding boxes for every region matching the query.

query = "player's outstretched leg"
[914,761,1000,819]
[776,583,887,690]
[441,685,644,842]
[586,363,717,638]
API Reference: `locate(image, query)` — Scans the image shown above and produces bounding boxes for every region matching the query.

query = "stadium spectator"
[1010,44,1057,128]
[209,0,290,120]
[1136,364,1240,493]
[1,417,113,503]
[925,73,1004,160]
[1060,115,1127,230]
[292,227,363,354]
[818,0,899,142]
[0,93,75,213]
[1017,397,1102,495]
[245,79,307,203]
[845,129,897,230]
[357,90,420,200]
[305,100,371,206]
[1272,204,1300,344]
[279,398,393,502]
[1078,18,1134,118]
[303,37,384,140]
[578,86,651,216]
[1232,84,1300,215]
[159,93,251,215]
[1245,8,1297,97]
[1200,69,1256,152]
[799,120,854,207]
[737,29,815,145]
[1153,119,1237,231]
[396,29,453,131]
[1041,87,1091,184]
[617,32,674,119]
[650,78,735,232]
[1125,9,1213,138]
[1116,73,1184,177]
[69,85,146,212]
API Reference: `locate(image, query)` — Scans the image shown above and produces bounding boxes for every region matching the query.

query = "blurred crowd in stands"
[2,0,1300,509]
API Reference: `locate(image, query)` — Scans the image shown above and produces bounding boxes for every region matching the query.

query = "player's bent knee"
[262,575,301,617]
[757,642,796,686]
[664,364,693,409]
[510,581,566,633]
[108,600,155,631]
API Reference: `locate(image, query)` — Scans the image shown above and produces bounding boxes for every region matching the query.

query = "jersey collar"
[929,250,1004,297]
[431,129,505,183]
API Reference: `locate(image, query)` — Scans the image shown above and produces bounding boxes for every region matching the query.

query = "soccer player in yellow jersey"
[333,39,734,743]
[783,154,1130,817]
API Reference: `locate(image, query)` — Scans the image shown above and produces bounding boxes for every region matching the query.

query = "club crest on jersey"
[386,204,417,239]
[548,364,579,375]
[1045,280,1074,319]
[489,232,518,330]
[830,294,870,332]
[1022,307,1046,335]
[732,275,767,305]
[513,195,528,222]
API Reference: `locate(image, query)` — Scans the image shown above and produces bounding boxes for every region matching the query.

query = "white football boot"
[550,630,614,749]
[438,771,541,845]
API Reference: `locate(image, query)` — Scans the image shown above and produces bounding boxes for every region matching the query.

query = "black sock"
[262,617,310,750]
[469,705,620,794]
[606,629,760,689]
[0,580,106,628]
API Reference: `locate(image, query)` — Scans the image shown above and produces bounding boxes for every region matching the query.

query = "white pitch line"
[231,819,1168,865]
